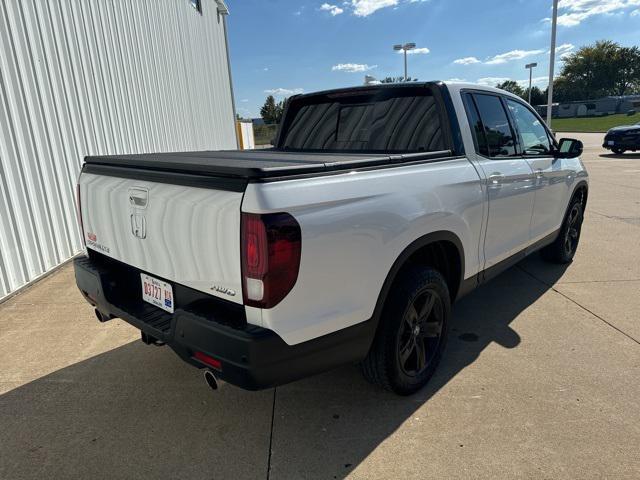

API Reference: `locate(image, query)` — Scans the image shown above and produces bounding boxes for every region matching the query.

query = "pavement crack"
[590,210,640,227]
[266,387,276,480]
[518,266,640,346]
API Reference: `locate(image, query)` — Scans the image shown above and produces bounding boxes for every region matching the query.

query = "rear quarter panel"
[242,158,484,345]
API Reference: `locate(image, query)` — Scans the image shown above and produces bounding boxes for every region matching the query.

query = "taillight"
[241,212,301,309]
[76,183,85,247]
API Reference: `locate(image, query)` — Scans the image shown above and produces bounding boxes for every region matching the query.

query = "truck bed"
[84,149,450,180]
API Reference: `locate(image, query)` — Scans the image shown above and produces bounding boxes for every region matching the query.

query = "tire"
[612,148,625,155]
[541,196,584,264]
[361,266,451,395]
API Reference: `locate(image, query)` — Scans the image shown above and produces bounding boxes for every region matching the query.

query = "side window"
[472,94,517,158]
[506,99,552,155]
[462,93,489,156]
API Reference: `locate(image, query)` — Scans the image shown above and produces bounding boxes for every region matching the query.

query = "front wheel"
[361,267,450,395]
[612,148,625,155]
[541,197,584,264]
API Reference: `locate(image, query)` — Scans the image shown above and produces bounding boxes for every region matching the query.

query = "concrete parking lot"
[1,132,638,479]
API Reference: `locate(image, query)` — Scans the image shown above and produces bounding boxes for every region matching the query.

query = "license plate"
[141,273,174,313]
[608,140,615,146]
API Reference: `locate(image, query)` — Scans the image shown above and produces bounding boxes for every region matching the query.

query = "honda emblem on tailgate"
[129,187,148,239]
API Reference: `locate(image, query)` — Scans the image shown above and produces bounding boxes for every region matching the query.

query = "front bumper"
[74,255,375,390]
[603,136,640,150]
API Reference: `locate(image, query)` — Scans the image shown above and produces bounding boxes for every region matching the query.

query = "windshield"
[279,87,446,153]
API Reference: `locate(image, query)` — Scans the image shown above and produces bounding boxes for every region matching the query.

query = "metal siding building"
[0,0,236,300]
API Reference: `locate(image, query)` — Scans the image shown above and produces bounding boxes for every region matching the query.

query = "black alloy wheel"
[361,267,451,395]
[563,203,582,258]
[396,288,444,377]
[541,196,584,264]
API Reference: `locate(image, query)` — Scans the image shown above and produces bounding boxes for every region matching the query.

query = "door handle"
[488,173,504,187]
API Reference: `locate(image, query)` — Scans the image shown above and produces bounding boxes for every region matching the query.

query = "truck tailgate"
[79,172,243,304]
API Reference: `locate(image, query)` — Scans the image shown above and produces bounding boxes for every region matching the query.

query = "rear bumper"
[74,255,375,390]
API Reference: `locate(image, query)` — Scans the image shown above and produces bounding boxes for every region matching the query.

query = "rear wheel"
[541,197,584,264]
[361,267,450,395]
[612,148,625,155]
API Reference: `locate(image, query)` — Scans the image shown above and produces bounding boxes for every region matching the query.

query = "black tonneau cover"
[84,149,451,180]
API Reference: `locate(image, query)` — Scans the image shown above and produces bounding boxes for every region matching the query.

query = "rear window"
[279,87,446,153]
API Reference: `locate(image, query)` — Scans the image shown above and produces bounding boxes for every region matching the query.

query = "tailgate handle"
[129,188,148,208]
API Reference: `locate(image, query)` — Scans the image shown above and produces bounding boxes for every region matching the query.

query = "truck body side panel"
[242,158,484,345]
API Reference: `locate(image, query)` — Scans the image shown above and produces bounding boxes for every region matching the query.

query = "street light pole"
[546,0,559,127]
[525,62,537,104]
[404,49,408,81]
[393,43,416,81]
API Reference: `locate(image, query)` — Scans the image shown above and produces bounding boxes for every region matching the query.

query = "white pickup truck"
[75,82,588,395]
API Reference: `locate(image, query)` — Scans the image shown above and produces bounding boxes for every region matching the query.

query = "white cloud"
[263,67,269,71]
[476,77,549,88]
[320,3,344,15]
[264,88,304,96]
[397,47,430,55]
[517,76,548,87]
[485,49,545,65]
[340,0,430,17]
[332,63,377,72]
[351,0,399,16]
[453,56,481,65]
[476,77,510,86]
[554,43,576,59]
[555,0,640,26]
[630,7,640,15]
[445,78,467,83]
[555,43,575,55]
[241,99,249,103]
[455,49,545,67]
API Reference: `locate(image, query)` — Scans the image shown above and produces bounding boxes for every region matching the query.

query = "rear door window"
[462,93,489,156]
[280,88,446,153]
[468,94,517,158]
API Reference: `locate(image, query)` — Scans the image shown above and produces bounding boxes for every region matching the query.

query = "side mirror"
[556,138,583,159]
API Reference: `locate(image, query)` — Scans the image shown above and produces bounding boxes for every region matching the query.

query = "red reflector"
[194,351,222,370]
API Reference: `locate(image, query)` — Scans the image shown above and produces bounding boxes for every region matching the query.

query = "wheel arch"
[571,180,589,210]
[371,231,465,331]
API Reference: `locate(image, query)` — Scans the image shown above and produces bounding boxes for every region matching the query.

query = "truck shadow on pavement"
[0,256,567,480]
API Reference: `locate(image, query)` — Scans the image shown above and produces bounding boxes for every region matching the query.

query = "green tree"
[260,95,285,124]
[523,86,546,106]
[496,80,525,97]
[380,76,419,83]
[554,40,640,101]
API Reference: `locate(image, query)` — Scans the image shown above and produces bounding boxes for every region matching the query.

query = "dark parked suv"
[603,121,640,154]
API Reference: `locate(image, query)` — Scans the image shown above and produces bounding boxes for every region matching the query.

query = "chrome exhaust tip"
[203,369,219,391]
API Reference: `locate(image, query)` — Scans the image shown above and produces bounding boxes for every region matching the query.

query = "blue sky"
[226,0,640,118]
